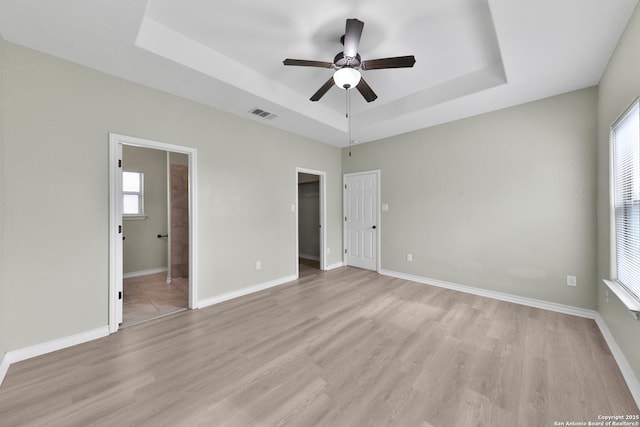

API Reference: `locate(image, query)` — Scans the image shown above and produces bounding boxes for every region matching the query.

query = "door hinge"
[118,159,122,168]
[344,184,347,189]
[118,225,122,234]
[118,291,122,300]
[345,216,347,222]
[344,249,347,254]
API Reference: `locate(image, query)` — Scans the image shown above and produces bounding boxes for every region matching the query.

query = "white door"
[166,152,172,284]
[110,140,124,329]
[344,171,379,271]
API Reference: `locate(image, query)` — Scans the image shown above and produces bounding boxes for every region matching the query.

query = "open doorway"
[120,146,190,327]
[109,133,198,333]
[296,168,326,277]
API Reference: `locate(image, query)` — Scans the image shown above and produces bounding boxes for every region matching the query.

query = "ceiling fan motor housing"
[333,52,362,69]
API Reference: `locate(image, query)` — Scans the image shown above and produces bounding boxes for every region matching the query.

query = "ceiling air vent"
[249,107,278,120]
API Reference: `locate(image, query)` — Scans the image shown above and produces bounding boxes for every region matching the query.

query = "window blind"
[612,101,640,302]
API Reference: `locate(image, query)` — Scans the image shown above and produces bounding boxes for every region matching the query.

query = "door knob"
[372,225,377,229]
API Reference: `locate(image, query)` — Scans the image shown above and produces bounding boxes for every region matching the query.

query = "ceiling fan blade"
[361,55,416,70]
[310,77,336,101]
[283,59,333,68]
[356,77,378,103]
[343,19,364,58]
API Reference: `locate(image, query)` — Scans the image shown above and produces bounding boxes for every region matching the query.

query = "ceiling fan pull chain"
[347,89,352,157]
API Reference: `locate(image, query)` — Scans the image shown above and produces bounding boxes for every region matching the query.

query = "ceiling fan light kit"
[283,18,416,103]
[333,67,361,89]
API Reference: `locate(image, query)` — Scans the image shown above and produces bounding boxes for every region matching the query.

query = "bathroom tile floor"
[122,272,189,328]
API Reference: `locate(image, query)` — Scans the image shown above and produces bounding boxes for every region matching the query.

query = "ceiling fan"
[283,18,416,103]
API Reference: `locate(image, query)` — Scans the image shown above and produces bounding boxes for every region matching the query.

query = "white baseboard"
[0,326,109,386]
[0,353,10,386]
[326,261,345,271]
[299,254,320,261]
[197,274,297,309]
[595,314,640,409]
[380,269,597,319]
[123,267,168,279]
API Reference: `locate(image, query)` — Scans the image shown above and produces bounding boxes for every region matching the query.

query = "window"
[611,99,640,306]
[123,171,144,218]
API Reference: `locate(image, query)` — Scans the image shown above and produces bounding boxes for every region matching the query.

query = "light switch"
[382,204,389,211]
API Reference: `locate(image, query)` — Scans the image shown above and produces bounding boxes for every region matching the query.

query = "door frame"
[295,167,327,276]
[343,170,381,272]
[109,133,198,333]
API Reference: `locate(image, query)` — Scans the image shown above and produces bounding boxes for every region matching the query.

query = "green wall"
[343,87,598,310]
[1,41,342,351]
[597,2,640,382]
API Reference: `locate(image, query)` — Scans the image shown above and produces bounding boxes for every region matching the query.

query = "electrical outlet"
[407,253,413,262]
[327,247,331,255]
[256,261,261,270]
[567,275,577,287]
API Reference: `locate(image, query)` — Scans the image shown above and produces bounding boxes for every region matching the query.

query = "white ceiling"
[0,0,637,147]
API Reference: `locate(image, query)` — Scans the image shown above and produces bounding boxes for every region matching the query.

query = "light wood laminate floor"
[1,267,637,426]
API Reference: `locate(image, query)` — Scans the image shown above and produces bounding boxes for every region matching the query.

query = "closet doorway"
[296,168,326,277]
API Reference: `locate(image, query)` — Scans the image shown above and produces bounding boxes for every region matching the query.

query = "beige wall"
[0,35,7,359]
[344,87,598,309]
[597,3,640,381]
[1,41,342,351]
[122,145,168,274]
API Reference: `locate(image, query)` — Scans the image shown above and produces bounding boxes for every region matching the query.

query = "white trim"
[343,170,381,273]
[122,215,147,221]
[299,253,320,262]
[197,275,297,309]
[595,314,640,409]
[0,354,10,386]
[109,133,198,334]
[188,148,199,310]
[122,267,168,279]
[0,327,109,386]
[602,279,640,319]
[610,96,640,129]
[326,261,345,270]
[379,269,597,319]
[296,168,327,276]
